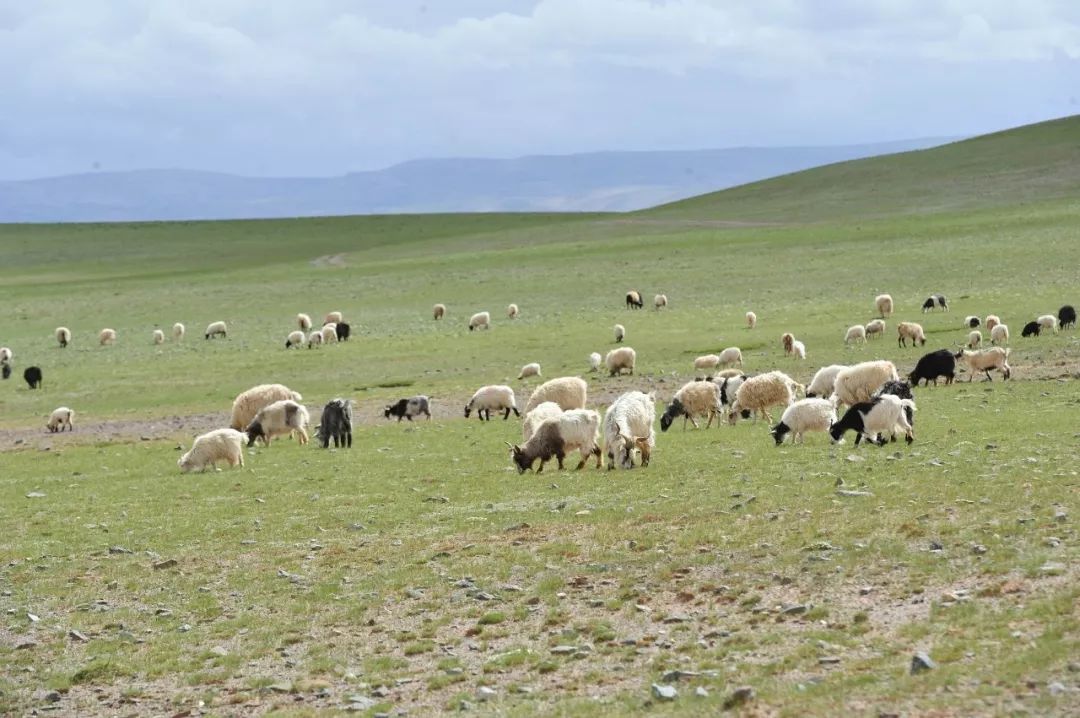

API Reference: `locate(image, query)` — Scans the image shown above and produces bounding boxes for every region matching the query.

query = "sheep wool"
[831,360,899,408]
[729,371,800,424]
[522,401,563,441]
[605,347,636,376]
[152,329,165,345]
[718,347,743,367]
[875,293,894,318]
[433,303,446,320]
[307,330,324,348]
[469,311,491,331]
[771,398,837,445]
[172,322,185,341]
[286,330,306,348]
[990,323,1009,345]
[865,319,886,338]
[509,409,602,473]
[746,311,757,329]
[47,407,75,433]
[845,325,866,344]
[230,384,304,431]
[178,428,246,472]
[805,364,848,398]
[55,326,71,348]
[524,376,587,414]
[588,352,602,372]
[518,362,542,380]
[321,323,338,343]
[465,385,519,421]
[325,311,343,325]
[245,399,310,447]
[297,313,312,331]
[99,328,116,346]
[603,391,656,469]
[204,320,227,340]
[613,324,626,343]
[507,303,519,319]
[660,381,722,431]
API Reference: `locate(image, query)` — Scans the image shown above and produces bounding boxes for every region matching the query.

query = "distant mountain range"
[0,139,954,223]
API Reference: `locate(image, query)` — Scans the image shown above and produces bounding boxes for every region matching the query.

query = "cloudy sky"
[1,0,1078,179]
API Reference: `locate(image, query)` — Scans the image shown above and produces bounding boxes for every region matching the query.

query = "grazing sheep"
[518,362,542,380]
[715,373,748,409]
[897,321,926,348]
[694,354,720,372]
[832,360,900,408]
[325,311,343,325]
[588,352,602,372]
[99,328,116,345]
[770,398,837,445]
[660,380,723,431]
[47,407,74,433]
[55,327,71,348]
[967,330,982,349]
[384,395,432,422]
[791,340,806,359]
[845,325,866,344]
[875,294,894,318]
[965,315,981,329]
[335,322,351,341]
[1037,314,1058,333]
[508,409,602,473]
[603,391,656,469]
[433,303,446,320]
[172,322,185,341]
[874,379,914,400]
[728,371,800,425]
[954,348,1011,381]
[805,364,848,398]
[625,290,643,309]
[297,313,312,331]
[990,323,1009,345]
[908,349,956,387]
[829,394,915,446]
[204,321,227,340]
[781,332,795,354]
[985,315,1001,331]
[465,385,520,421]
[522,401,563,441]
[0,348,11,363]
[1,361,9,380]
[178,428,246,472]
[605,346,636,376]
[524,376,587,413]
[1021,321,1041,338]
[865,319,886,339]
[922,294,948,312]
[246,399,310,447]
[1059,305,1076,330]
[718,347,743,367]
[285,330,306,348]
[307,330,324,348]
[614,323,625,343]
[229,384,304,431]
[506,303,519,319]
[746,311,757,329]
[654,294,668,310]
[24,366,42,389]
[317,398,353,448]
[469,311,491,331]
[321,323,338,343]
[152,329,165,345]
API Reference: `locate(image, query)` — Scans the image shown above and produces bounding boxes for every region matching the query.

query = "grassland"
[1,117,1079,716]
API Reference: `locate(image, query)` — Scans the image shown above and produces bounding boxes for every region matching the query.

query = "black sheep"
[1059,305,1077,330]
[317,398,353,448]
[384,396,431,422]
[907,349,956,387]
[1021,321,1041,338]
[24,366,42,389]
[335,322,351,341]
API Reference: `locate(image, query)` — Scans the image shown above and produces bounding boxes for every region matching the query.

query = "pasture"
[2,137,1080,714]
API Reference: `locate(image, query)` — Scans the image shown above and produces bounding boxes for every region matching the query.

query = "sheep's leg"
[574,454,587,470]
[298,429,308,445]
[593,446,602,469]
[503,408,511,420]
[555,451,566,470]
[984,370,992,382]
[854,433,863,446]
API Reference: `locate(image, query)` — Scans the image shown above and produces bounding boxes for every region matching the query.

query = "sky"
[1,0,1078,180]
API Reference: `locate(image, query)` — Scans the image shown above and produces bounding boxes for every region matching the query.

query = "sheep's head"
[506,442,533,473]
[383,405,393,419]
[463,403,472,418]
[770,421,789,446]
[177,454,194,472]
[245,421,265,447]
[659,400,683,432]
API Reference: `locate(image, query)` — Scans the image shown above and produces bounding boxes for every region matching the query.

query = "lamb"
[967,330,982,349]
[47,407,74,433]
[805,364,848,398]
[246,399,310,447]
[99,328,116,345]
[985,315,1001,331]
[954,348,1011,381]
[588,352,602,372]
[229,383,304,431]
[1059,305,1076,330]
[990,323,1009,345]
[204,321,227,340]
[153,329,165,345]
[508,409,602,473]
[907,349,955,387]
[728,371,800,424]
[522,401,563,441]
[829,394,915,446]
[605,346,636,376]
[524,376,587,413]
[172,322,185,341]
[718,347,743,367]
[604,391,656,469]
[178,428,247,472]
[55,327,71,348]
[384,395,432,422]
[507,303,519,319]
[297,313,312,331]
[831,360,899,407]
[897,321,926,347]
[614,324,625,343]
[845,325,866,344]
[746,311,757,329]
[922,294,948,312]
[865,319,886,339]
[325,311,343,325]
[433,303,446,320]
[285,330,306,348]
[518,362,542,380]
[307,330,324,348]
[660,380,722,431]
[469,311,491,331]
[964,315,980,329]
[625,290,643,309]
[875,293,894,318]
[465,385,520,421]
[791,340,806,359]
[770,398,837,445]
[24,366,43,389]
[1021,321,1041,338]
[1037,314,1058,333]
[321,323,338,343]
[317,398,353,448]
[654,294,668,310]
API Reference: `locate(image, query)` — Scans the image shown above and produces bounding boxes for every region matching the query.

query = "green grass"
[1,119,1079,716]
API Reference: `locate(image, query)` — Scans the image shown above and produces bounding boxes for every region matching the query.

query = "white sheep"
[325,311,343,325]
[967,330,982,349]
[831,360,899,408]
[524,376,587,413]
[178,428,246,472]
[770,398,837,445]
[507,303,519,319]
[985,315,1001,332]
[245,399,310,446]
[897,321,926,347]
[605,346,636,376]
[518,362,542,380]
[830,394,915,446]
[746,311,757,329]
[55,327,71,348]
[844,325,866,344]
[1037,314,1058,333]
[297,313,312,331]
[307,330,324,348]
[654,294,668,310]
[433,303,446,320]
[660,380,723,430]
[321,323,338,343]
[286,330,306,348]
[508,409,603,473]
[875,293,894,318]
[865,319,885,339]
[604,391,656,469]
[791,339,806,359]
[614,323,625,343]
[955,347,1011,381]
[47,407,75,433]
[0,347,12,363]
[718,347,743,367]
[465,385,520,420]
[153,329,165,345]
[990,323,1009,345]
[714,373,747,408]
[99,328,116,346]
[805,364,848,398]
[172,322,185,342]
[588,352,602,372]
[522,401,563,441]
[694,354,720,372]
[728,371,800,424]
[469,311,491,331]
[204,320,227,340]
[230,384,303,431]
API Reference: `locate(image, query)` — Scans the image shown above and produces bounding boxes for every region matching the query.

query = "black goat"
[907,349,955,387]
[24,366,43,389]
[317,398,353,448]
[1021,321,1041,338]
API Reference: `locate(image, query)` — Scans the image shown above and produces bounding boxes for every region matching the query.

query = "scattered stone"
[819,656,841,665]
[345,695,377,710]
[476,686,497,701]
[723,686,755,709]
[405,588,425,599]
[1044,537,1062,548]
[551,645,578,655]
[695,686,709,698]
[651,683,678,700]
[27,613,40,622]
[845,454,864,463]
[1040,562,1065,576]
[16,639,38,649]
[661,670,703,682]
[929,541,944,551]
[68,630,89,643]
[108,546,134,554]
[209,646,229,657]
[782,604,810,615]
[1054,508,1067,523]
[1048,682,1065,695]
[911,651,937,674]
[662,613,690,624]
[153,559,178,570]
[269,682,292,693]
[837,489,874,497]
[971,544,987,555]
[371,686,390,698]
[25,492,46,498]
[178,624,192,632]
[859,586,873,595]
